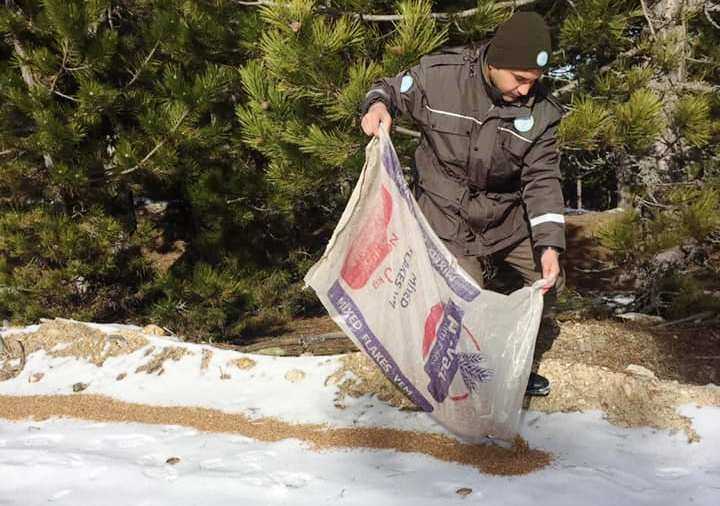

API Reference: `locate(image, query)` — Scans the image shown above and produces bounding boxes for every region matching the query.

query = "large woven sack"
[305,130,544,441]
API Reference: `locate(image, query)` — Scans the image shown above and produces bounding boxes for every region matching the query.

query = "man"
[359,12,565,396]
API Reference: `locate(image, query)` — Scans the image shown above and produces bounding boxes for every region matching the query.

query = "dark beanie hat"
[486,12,551,70]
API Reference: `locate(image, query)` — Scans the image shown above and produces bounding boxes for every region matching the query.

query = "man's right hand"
[361,102,392,137]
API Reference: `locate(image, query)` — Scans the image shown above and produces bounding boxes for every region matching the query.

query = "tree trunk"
[616,155,634,209]
[645,0,705,182]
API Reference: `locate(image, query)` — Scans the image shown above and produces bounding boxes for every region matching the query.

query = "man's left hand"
[540,247,560,295]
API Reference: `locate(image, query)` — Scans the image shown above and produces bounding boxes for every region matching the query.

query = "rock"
[456,488,473,497]
[616,312,665,324]
[143,324,168,336]
[617,272,635,285]
[116,372,127,381]
[625,364,657,380]
[29,372,44,383]
[602,294,635,306]
[285,369,306,383]
[72,382,89,392]
[166,457,181,465]
[653,247,684,266]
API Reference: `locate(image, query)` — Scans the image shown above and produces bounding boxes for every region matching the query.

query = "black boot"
[526,372,550,396]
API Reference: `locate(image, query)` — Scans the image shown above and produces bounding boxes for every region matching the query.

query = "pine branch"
[53,89,79,102]
[233,0,539,22]
[681,81,719,93]
[361,0,539,21]
[11,38,38,88]
[554,47,643,96]
[49,41,70,92]
[126,40,161,88]
[116,109,190,176]
[396,126,420,138]
[640,0,657,39]
[10,36,58,171]
[680,81,720,93]
[647,80,719,93]
[707,1,720,30]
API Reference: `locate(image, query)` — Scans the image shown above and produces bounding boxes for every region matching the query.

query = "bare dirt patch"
[200,349,213,371]
[228,357,256,370]
[536,319,720,387]
[326,353,417,411]
[528,360,720,442]
[327,351,720,441]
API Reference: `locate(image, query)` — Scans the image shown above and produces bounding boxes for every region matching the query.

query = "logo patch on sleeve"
[400,74,414,93]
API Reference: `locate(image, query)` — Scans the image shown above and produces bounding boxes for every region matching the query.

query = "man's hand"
[540,247,560,295]
[361,102,392,137]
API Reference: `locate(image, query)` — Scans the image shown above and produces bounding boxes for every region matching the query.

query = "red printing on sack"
[340,186,394,289]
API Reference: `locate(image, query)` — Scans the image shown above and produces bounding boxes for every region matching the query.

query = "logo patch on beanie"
[400,74,414,93]
[514,115,534,133]
[536,51,549,67]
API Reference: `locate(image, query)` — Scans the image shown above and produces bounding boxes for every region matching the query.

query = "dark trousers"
[452,237,565,317]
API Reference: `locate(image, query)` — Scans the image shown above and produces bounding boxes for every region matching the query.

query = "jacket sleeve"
[521,119,566,252]
[360,65,426,123]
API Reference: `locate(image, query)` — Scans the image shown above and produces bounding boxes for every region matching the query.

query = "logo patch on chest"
[514,115,534,133]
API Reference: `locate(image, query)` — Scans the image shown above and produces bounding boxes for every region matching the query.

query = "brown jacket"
[361,43,566,257]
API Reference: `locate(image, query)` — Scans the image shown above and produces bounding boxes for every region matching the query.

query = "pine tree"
[0,1,282,335]
[553,0,720,206]
[2,1,718,334]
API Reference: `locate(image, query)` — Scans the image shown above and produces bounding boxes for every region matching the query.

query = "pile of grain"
[0,394,552,476]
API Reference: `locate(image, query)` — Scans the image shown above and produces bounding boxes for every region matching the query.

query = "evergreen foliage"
[598,184,720,318]
[1,1,719,337]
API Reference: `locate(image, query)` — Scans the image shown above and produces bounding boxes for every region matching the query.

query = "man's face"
[488,67,542,102]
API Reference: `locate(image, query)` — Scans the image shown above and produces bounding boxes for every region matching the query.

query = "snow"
[2,407,719,505]
[598,293,637,314]
[0,327,442,433]
[1,323,720,505]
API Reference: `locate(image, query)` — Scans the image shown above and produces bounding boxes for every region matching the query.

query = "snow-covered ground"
[1,323,719,505]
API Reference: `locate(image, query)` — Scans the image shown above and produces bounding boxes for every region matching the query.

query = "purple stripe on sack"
[328,280,434,412]
[424,299,463,403]
[380,140,480,302]
[382,148,414,205]
[423,238,481,301]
